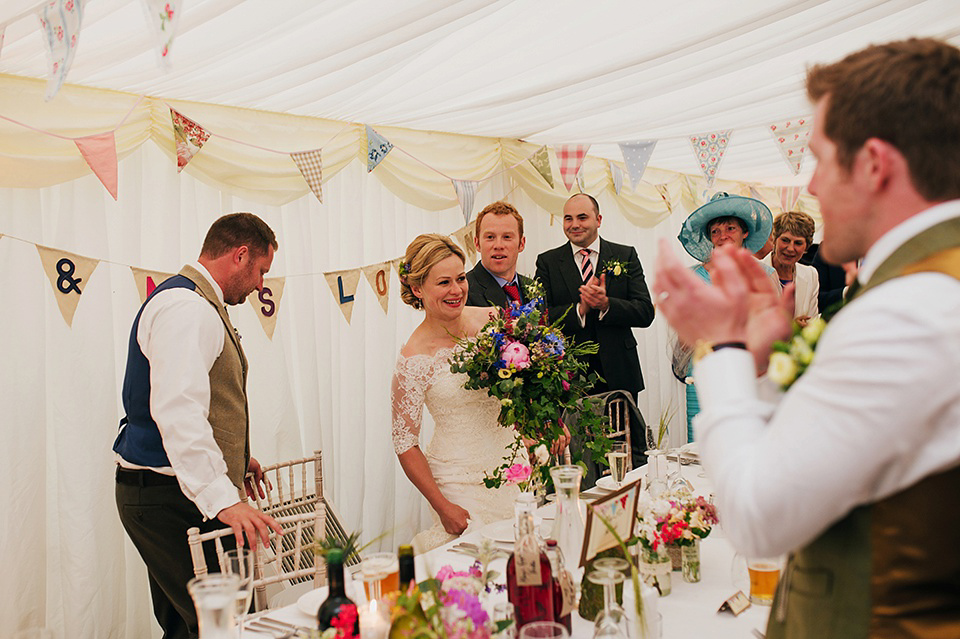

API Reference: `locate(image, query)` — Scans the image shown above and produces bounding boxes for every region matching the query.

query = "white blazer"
[764,256,820,320]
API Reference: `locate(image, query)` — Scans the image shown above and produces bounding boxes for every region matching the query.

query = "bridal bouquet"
[450,280,609,488]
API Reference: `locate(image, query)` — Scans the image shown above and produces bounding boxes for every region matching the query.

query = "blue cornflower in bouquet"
[450,279,609,489]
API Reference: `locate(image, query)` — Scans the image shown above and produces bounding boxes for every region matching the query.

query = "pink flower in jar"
[500,341,531,370]
[165,4,174,19]
[504,463,532,485]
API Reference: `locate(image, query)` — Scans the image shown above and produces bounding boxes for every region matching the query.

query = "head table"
[239,464,771,638]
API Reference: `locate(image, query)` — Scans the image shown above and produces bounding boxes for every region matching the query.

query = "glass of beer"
[361,552,400,601]
[746,557,781,605]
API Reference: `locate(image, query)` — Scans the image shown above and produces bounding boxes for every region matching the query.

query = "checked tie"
[579,248,594,283]
[503,282,522,304]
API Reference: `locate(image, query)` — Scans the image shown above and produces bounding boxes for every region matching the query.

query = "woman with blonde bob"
[763,211,820,326]
[391,233,525,551]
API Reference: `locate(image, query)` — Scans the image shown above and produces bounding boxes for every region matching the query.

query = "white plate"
[480,518,516,543]
[296,586,330,616]
[596,476,643,492]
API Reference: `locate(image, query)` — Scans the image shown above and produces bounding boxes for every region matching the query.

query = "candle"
[359,599,390,639]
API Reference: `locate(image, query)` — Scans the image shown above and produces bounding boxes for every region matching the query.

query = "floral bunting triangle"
[780,186,802,212]
[170,108,211,172]
[290,149,323,203]
[37,0,85,100]
[769,116,812,175]
[366,125,393,172]
[689,130,732,187]
[140,0,183,68]
[555,144,590,192]
[619,140,657,189]
[608,160,623,195]
[529,145,554,188]
[74,131,118,200]
[452,179,478,224]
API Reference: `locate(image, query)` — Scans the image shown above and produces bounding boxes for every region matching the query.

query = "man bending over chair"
[113,213,283,639]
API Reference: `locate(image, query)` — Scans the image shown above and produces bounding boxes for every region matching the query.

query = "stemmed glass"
[518,621,569,639]
[591,557,630,615]
[362,552,399,603]
[667,448,693,494]
[224,548,256,638]
[587,569,631,639]
[606,441,629,487]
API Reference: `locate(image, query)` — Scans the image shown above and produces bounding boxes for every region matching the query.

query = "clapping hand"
[579,273,609,313]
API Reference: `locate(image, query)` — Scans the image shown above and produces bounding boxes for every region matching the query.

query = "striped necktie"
[579,248,594,282]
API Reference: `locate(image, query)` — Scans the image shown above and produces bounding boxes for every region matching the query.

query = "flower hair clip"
[397,260,411,280]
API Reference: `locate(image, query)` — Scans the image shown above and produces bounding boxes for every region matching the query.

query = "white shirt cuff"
[693,348,757,409]
[191,474,242,520]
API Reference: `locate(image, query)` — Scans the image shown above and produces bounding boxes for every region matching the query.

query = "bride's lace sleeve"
[391,355,431,455]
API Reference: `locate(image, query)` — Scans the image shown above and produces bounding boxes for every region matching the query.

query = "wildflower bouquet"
[449,280,609,488]
[387,541,510,639]
[635,490,719,551]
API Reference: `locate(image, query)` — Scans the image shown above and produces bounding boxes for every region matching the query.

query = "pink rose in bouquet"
[504,463,532,485]
[500,341,531,370]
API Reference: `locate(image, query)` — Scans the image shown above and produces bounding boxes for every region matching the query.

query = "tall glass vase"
[549,465,585,572]
[681,541,701,583]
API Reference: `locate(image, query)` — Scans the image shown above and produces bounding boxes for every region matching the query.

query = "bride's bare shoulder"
[462,305,498,333]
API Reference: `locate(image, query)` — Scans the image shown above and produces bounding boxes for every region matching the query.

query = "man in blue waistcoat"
[114,213,283,639]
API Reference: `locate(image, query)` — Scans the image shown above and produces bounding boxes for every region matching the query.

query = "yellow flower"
[613,264,622,276]
[767,352,798,387]
[789,335,814,366]
[500,398,513,407]
[801,317,827,344]
[498,368,512,379]
[537,372,543,378]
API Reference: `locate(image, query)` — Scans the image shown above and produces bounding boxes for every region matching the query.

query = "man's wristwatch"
[693,340,747,364]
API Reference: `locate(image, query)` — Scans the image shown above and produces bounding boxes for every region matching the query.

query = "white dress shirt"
[117,262,241,519]
[693,200,960,558]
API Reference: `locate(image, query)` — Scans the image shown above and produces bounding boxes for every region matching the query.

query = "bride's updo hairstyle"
[399,233,465,310]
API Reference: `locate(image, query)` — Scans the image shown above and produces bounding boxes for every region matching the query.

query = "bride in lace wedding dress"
[391,234,523,551]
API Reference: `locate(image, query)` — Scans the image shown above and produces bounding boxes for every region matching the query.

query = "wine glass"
[187,573,241,638]
[586,569,630,639]
[606,441,629,487]
[667,448,693,494]
[362,552,399,603]
[591,557,629,615]
[518,621,569,639]
[224,548,255,637]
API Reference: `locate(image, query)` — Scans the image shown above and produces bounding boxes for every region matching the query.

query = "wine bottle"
[545,539,573,633]
[317,548,359,634]
[398,545,416,592]
[507,506,554,630]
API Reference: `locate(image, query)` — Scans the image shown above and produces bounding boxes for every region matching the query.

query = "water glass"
[187,573,241,639]
[493,601,517,639]
[518,621,569,639]
[224,548,256,635]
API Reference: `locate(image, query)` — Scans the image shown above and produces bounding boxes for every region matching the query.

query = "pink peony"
[501,341,531,369]
[504,463,532,485]
[561,379,570,391]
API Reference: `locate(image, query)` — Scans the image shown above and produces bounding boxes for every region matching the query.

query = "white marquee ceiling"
[2,0,959,185]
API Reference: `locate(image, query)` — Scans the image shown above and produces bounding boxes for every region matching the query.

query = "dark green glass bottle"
[317,549,359,634]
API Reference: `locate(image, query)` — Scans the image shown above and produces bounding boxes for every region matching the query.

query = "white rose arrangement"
[768,317,828,390]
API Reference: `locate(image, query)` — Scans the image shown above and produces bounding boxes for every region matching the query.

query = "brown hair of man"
[200,212,278,259]
[773,211,816,248]
[806,37,960,201]
[474,201,524,238]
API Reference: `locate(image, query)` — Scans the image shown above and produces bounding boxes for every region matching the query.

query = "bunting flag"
[290,149,324,203]
[170,108,211,172]
[74,131,119,200]
[451,227,477,264]
[452,179,478,224]
[769,117,812,175]
[325,269,361,323]
[529,145,554,188]
[247,277,285,339]
[780,185,803,212]
[654,184,672,213]
[36,245,99,327]
[619,140,657,189]
[37,0,85,100]
[140,0,183,67]
[608,160,623,195]
[362,262,393,314]
[689,130,732,187]
[366,125,393,172]
[130,267,173,304]
[555,144,590,192]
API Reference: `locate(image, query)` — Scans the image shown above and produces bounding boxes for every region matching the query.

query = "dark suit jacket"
[465,263,533,308]
[535,238,654,394]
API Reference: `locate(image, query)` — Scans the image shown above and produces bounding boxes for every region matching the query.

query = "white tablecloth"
[242,464,771,638]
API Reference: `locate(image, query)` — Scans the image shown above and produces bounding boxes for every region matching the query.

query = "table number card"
[581,478,642,566]
[718,591,752,616]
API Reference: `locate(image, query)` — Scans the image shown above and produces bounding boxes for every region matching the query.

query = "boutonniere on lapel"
[767,317,827,390]
[600,259,629,278]
[521,277,546,303]
[233,327,242,341]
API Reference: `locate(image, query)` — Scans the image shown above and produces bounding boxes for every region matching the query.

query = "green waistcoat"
[766,215,960,639]
[180,265,250,493]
